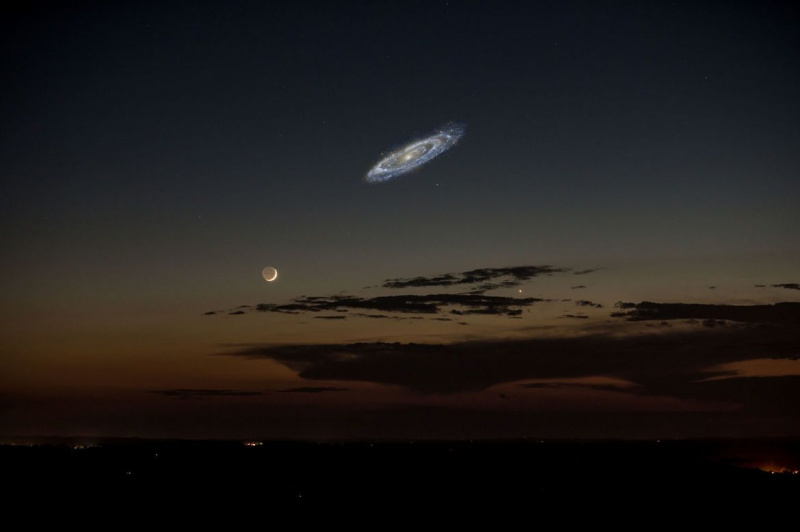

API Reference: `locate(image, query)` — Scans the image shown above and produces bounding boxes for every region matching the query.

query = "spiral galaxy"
[366,123,465,183]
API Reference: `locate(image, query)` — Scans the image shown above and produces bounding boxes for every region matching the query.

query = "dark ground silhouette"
[4,439,799,513]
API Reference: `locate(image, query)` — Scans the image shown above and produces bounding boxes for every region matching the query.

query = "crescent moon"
[262,267,278,282]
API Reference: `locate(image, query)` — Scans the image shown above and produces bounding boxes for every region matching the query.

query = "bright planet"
[262,267,278,282]
[366,122,465,183]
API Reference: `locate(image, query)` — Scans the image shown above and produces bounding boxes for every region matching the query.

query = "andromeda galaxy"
[366,123,465,183]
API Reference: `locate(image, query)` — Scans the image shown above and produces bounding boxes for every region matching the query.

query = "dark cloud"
[573,269,599,275]
[575,300,603,309]
[350,313,426,320]
[611,301,800,325]
[152,389,263,399]
[668,375,800,414]
[314,316,347,320]
[381,265,568,292]
[571,285,587,290]
[222,324,800,398]
[518,382,633,393]
[228,310,246,315]
[450,306,523,317]
[276,387,349,393]
[469,280,524,293]
[204,311,217,315]
[250,293,546,318]
[772,283,800,291]
[562,314,589,319]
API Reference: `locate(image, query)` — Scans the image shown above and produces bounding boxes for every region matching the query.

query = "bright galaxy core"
[366,123,465,183]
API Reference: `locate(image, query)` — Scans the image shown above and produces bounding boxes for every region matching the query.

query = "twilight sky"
[2,0,799,440]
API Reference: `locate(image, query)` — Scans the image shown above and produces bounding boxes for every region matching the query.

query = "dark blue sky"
[2,1,799,439]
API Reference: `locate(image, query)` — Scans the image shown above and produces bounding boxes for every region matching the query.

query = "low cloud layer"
[518,381,633,393]
[223,322,800,400]
[276,387,349,393]
[152,389,263,399]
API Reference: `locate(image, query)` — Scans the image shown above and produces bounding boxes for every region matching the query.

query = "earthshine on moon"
[262,267,278,282]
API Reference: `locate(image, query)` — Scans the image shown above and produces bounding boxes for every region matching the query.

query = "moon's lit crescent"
[262,267,278,282]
